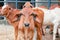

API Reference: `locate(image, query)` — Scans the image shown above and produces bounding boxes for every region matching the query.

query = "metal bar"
[0,1,60,3]
[4,0,6,5]
[0,1,50,3]
[16,0,17,9]
[31,0,35,6]
[0,1,16,2]
[48,0,51,9]
[51,1,60,2]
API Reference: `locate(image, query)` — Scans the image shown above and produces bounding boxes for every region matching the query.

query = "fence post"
[31,0,35,7]
[4,0,6,5]
[16,0,17,9]
[48,0,51,9]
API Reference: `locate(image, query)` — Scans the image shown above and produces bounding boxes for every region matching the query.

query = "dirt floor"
[0,24,60,40]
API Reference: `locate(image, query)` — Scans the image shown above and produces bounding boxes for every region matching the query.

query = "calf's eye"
[17,13,23,17]
[31,13,37,20]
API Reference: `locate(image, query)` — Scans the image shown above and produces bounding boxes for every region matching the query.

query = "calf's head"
[1,4,12,16]
[18,8,35,30]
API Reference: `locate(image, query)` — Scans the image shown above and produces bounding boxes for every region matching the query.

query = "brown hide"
[1,4,20,40]
[18,7,35,40]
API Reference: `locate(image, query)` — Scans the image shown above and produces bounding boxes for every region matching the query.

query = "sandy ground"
[0,24,14,40]
[0,22,60,40]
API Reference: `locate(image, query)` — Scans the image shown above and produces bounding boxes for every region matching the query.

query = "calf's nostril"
[24,23,30,27]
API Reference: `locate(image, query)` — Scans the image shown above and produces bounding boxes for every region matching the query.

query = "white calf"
[33,7,60,40]
[51,7,60,40]
[33,7,54,34]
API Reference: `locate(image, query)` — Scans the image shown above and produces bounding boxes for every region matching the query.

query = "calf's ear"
[35,17,41,23]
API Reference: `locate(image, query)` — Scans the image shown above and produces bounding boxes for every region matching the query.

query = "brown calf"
[18,7,35,40]
[21,2,44,40]
[1,4,20,40]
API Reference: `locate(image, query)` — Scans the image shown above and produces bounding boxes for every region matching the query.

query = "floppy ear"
[35,17,41,23]
[12,13,21,22]
[33,8,44,24]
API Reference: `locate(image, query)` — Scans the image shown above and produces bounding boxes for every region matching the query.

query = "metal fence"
[0,0,60,8]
